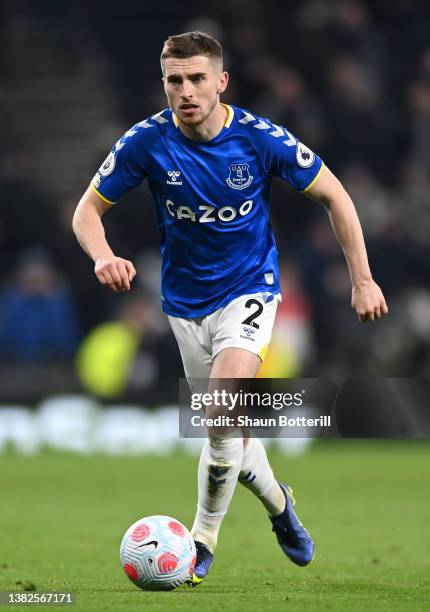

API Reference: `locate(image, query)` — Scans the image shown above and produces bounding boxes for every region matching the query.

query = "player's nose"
[180,80,194,98]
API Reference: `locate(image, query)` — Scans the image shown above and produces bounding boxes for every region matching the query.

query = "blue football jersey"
[91,104,323,318]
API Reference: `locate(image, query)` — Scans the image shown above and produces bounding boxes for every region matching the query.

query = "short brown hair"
[160,31,223,69]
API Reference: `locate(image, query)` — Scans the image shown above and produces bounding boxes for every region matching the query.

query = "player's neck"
[178,103,228,142]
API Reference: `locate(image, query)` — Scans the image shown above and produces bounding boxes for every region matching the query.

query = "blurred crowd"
[1,0,429,402]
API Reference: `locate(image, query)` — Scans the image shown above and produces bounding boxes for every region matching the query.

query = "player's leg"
[191,293,283,559]
[211,293,314,566]
[239,438,313,565]
[239,437,285,515]
[190,346,260,583]
[211,346,288,544]
[210,346,261,378]
[189,292,280,582]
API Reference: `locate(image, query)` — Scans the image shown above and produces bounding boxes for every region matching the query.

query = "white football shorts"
[168,292,281,379]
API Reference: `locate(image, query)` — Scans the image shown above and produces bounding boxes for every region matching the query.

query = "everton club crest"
[226,162,254,190]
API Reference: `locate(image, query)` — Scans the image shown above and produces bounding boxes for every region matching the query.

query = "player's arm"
[72,186,136,293]
[305,164,388,322]
[73,123,148,292]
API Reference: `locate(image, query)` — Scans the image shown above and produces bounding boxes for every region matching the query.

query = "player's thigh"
[211,292,281,377]
[211,347,261,378]
[167,315,212,379]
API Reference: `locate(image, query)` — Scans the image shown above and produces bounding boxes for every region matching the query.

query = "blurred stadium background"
[1,0,430,453]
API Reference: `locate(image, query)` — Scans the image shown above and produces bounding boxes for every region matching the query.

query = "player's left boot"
[187,540,214,586]
[269,482,314,566]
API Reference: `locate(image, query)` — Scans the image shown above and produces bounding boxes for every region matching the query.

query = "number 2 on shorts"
[241,298,263,329]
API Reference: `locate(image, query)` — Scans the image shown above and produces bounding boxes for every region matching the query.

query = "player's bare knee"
[211,347,261,378]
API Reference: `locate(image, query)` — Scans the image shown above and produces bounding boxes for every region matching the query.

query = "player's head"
[160,31,229,127]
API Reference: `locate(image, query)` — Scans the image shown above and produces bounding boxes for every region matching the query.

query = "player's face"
[162,55,228,126]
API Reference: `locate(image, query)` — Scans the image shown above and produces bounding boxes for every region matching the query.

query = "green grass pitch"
[0,441,429,611]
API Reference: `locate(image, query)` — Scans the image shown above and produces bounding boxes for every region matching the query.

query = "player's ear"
[217,71,229,95]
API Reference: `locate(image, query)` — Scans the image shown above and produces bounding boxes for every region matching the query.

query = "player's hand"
[94,256,136,292]
[351,279,388,323]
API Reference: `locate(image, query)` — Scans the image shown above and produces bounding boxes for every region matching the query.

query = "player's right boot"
[187,540,214,586]
[269,483,314,566]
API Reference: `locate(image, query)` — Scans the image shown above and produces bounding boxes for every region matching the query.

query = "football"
[120,515,196,591]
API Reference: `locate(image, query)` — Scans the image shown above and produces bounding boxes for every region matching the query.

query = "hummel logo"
[240,326,256,341]
[167,170,182,185]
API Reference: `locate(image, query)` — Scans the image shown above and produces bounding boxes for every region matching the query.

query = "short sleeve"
[259,121,323,192]
[91,126,148,204]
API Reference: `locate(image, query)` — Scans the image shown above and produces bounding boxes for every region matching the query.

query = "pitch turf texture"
[1,442,429,611]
